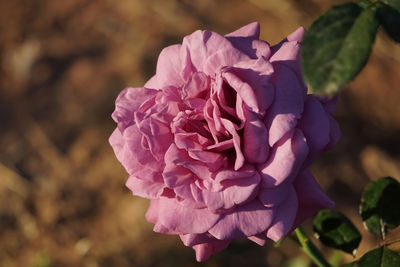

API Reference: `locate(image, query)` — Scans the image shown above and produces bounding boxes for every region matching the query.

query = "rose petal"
[266,186,298,242]
[157,197,221,234]
[220,118,245,170]
[326,115,341,150]
[208,200,274,239]
[243,107,269,163]
[264,64,305,146]
[126,176,165,199]
[190,169,260,211]
[182,71,210,100]
[144,44,185,89]
[298,96,330,162]
[258,129,308,188]
[258,182,293,207]
[111,87,158,131]
[248,234,267,246]
[225,22,260,38]
[109,126,163,175]
[193,240,230,262]
[180,233,215,246]
[292,170,335,227]
[183,29,242,73]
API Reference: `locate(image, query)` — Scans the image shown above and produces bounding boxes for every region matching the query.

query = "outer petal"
[258,129,308,188]
[109,126,163,176]
[111,87,158,131]
[298,96,330,162]
[193,240,230,262]
[225,22,260,38]
[208,200,274,240]
[326,115,341,149]
[126,176,165,199]
[292,170,335,227]
[157,197,221,234]
[266,186,298,241]
[191,169,260,211]
[183,29,248,74]
[258,182,293,207]
[144,44,185,89]
[264,64,305,147]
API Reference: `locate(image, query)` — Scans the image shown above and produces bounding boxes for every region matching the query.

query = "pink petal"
[221,70,259,113]
[292,170,335,227]
[230,59,275,113]
[163,144,214,181]
[193,240,230,262]
[208,200,274,239]
[287,27,305,42]
[145,199,160,224]
[135,116,173,161]
[248,234,267,246]
[258,182,293,207]
[243,107,269,163]
[225,22,260,38]
[111,87,158,131]
[191,170,260,211]
[109,126,163,176]
[220,118,245,170]
[264,64,305,146]
[204,48,249,76]
[183,29,241,73]
[144,44,185,89]
[182,71,210,100]
[180,233,216,247]
[326,115,341,149]
[126,176,165,199]
[157,197,221,234]
[258,129,309,188]
[298,96,330,162]
[270,41,300,63]
[266,186,298,242]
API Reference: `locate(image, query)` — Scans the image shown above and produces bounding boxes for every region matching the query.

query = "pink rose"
[109,22,340,261]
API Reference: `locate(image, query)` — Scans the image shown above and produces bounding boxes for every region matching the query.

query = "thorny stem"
[295,227,332,267]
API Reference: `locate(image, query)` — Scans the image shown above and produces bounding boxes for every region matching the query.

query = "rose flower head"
[109,22,340,262]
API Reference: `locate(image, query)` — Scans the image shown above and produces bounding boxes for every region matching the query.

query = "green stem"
[295,227,332,267]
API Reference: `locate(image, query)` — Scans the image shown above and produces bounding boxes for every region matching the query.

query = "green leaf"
[344,247,400,267]
[378,3,400,43]
[301,3,379,94]
[360,177,400,238]
[313,210,361,255]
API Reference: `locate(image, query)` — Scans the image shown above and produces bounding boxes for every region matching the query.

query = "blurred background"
[0,0,399,266]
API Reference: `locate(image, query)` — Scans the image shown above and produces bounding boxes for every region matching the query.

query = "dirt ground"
[0,0,400,266]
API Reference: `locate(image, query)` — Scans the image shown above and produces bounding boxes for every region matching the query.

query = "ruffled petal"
[193,240,230,262]
[109,126,163,176]
[292,170,335,227]
[266,186,298,241]
[225,22,260,38]
[126,176,165,199]
[326,115,341,149]
[243,107,269,163]
[298,96,331,163]
[144,44,185,89]
[258,129,308,188]
[111,87,158,131]
[264,64,305,146]
[191,169,260,211]
[157,197,221,234]
[208,200,274,239]
[258,182,293,207]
